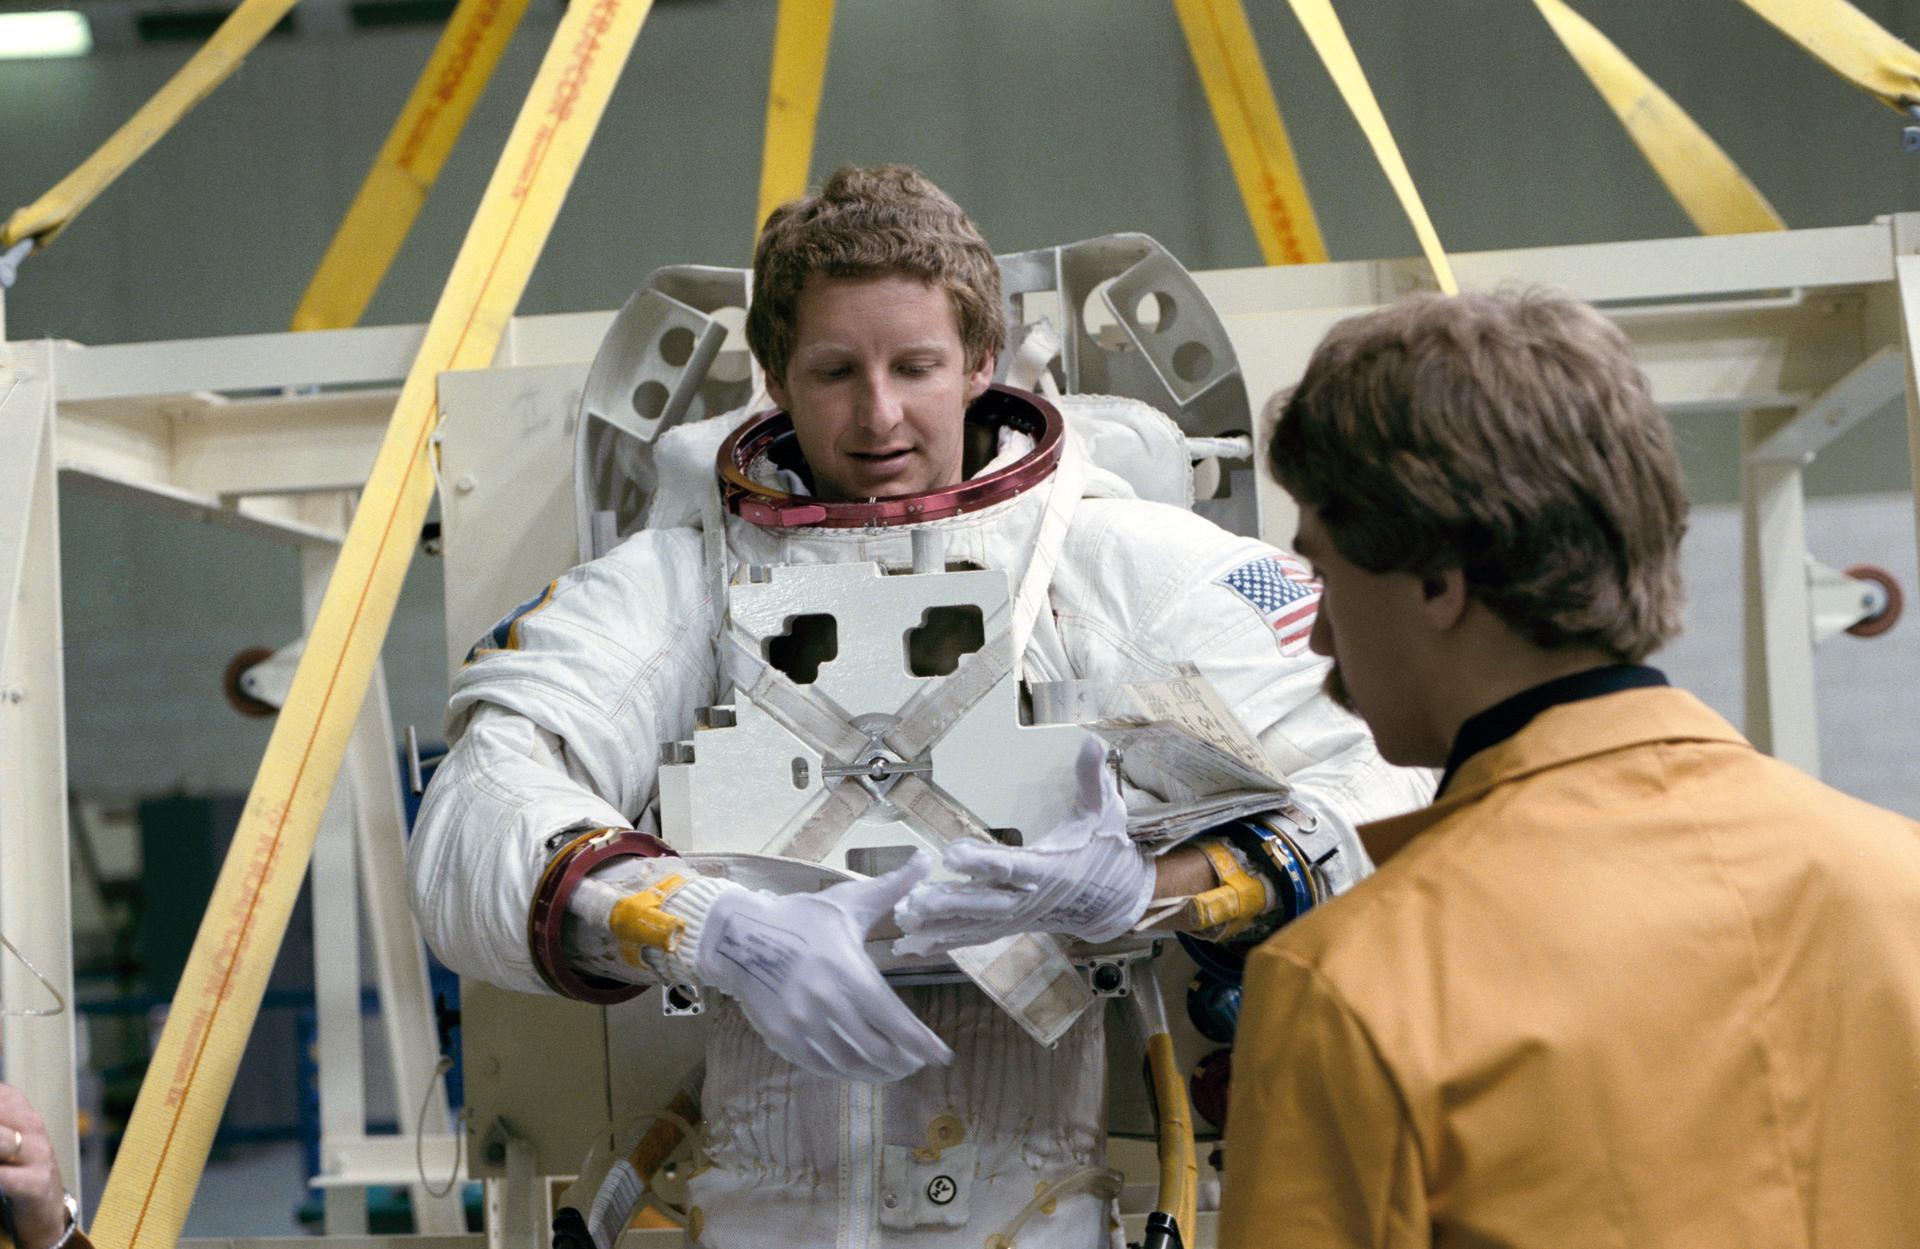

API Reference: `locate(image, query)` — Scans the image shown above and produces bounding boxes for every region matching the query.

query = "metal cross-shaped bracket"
[658,560,1098,1045]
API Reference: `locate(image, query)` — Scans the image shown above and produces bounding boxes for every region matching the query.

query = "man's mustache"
[1324,662,1358,714]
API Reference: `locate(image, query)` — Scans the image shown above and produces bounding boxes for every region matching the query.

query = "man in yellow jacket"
[1220,290,1920,1248]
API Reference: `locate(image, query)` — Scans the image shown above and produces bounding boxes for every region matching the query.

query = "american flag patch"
[1219,554,1320,654]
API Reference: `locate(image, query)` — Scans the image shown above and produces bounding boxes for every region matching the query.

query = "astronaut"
[409,164,1432,1248]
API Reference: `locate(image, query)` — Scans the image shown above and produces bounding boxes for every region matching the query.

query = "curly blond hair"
[748,164,1004,384]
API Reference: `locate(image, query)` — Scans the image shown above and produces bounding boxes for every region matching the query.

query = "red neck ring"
[717,384,1065,529]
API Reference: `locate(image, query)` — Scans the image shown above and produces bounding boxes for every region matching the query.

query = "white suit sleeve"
[410,704,645,993]
[407,528,722,996]
[1060,503,1434,897]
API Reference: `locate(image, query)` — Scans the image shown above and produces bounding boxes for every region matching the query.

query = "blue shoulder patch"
[464,582,557,665]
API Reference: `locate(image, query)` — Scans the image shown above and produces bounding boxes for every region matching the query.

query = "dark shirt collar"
[1438,664,1669,797]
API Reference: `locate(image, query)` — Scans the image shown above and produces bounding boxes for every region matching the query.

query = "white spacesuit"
[410,385,1432,1249]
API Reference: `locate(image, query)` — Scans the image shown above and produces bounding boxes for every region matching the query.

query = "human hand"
[892,737,1154,956]
[0,1083,71,1249]
[695,855,954,1084]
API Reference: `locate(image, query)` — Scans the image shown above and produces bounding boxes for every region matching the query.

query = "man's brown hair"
[1268,290,1688,661]
[747,164,1005,384]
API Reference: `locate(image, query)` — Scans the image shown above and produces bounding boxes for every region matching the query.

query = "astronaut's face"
[767,272,995,501]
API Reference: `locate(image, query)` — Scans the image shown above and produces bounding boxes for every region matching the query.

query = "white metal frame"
[0,306,471,1231]
[2,218,1915,1243]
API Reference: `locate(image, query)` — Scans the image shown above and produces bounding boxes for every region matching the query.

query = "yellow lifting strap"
[1534,0,1785,236]
[1739,0,1920,111]
[756,0,836,235]
[1172,0,1328,266]
[2,0,302,252]
[87,0,657,1243]
[1285,0,1458,294]
[290,0,532,331]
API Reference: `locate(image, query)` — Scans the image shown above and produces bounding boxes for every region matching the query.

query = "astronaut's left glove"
[695,856,955,1084]
[892,737,1154,956]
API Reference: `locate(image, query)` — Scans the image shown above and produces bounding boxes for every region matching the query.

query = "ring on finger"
[0,1125,22,1165]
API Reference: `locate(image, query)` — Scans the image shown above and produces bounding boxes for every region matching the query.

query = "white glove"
[695,853,954,1084]
[892,738,1155,956]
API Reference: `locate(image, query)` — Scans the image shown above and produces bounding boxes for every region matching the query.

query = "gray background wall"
[2,0,1916,813]
[8,1,1920,342]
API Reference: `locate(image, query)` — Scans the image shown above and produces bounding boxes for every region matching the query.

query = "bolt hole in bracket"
[995,233,1257,537]
[1087,960,1131,998]
[573,267,753,563]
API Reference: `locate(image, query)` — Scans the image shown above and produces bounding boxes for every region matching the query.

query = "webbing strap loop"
[1285,0,1458,293]
[1173,0,1329,266]
[1535,0,1785,236]
[291,0,532,331]
[1740,0,1920,112]
[2,0,304,254]
[755,0,836,233]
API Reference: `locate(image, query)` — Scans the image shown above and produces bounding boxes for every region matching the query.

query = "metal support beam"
[51,307,617,404]
[1741,408,1821,773]
[309,1133,464,1190]
[1196,220,1896,317]
[172,391,397,498]
[1745,344,1905,463]
[298,492,464,1230]
[301,506,372,1236]
[0,341,81,1199]
[313,787,370,1234]
[344,659,465,1231]
[56,468,347,549]
[0,360,51,662]
[484,1130,545,1249]
[1894,251,1920,610]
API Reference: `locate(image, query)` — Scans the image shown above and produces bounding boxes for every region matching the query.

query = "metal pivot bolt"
[821,749,930,796]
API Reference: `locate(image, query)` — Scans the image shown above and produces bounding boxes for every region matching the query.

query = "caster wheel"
[222,646,279,718]
[1843,564,1902,638]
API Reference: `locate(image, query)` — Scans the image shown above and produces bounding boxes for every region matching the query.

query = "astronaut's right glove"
[891,737,1155,955]
[691,855,955,1085]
